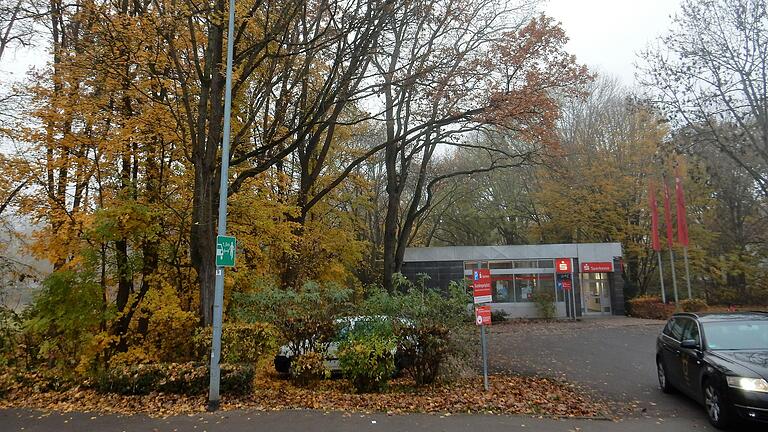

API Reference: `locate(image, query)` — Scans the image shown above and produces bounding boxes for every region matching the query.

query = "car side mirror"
[681,339,700,350]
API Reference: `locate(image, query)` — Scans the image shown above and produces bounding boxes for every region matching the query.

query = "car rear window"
[703,321,768,350]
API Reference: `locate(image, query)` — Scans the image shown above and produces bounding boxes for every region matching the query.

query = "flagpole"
[662,177,678,306]
[674,163,692,300]
[683,247,692,299]
[669,249,679,305]
[657,252,666,303]
[648,179,665,303]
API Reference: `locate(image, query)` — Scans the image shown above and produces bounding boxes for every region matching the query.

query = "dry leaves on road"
[0,373,609,419]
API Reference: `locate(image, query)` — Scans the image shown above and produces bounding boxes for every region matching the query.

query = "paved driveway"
[485,316,761,431]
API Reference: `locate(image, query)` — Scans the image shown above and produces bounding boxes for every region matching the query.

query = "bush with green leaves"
[194,322,279,365]
[531,289,556,319]
[338,318,397,392]
[230,281,352,358]
[94,362,253,395]
[0,306,21,367]
[23,270,112,370]
[359,275,472,385]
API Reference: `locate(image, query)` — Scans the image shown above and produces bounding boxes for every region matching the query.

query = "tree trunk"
[190,1,227,326]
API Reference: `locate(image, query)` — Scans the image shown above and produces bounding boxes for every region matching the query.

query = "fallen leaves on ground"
[0,373,609,419]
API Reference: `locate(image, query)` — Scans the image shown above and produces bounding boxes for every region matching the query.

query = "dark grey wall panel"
[401,261,465,291]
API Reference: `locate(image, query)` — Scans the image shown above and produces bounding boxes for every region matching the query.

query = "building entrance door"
[580,272,611,314]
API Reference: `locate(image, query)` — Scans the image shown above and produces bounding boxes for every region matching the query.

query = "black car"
[656,312,768,429]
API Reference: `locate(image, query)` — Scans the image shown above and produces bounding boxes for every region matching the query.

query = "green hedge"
[94,362,253,395]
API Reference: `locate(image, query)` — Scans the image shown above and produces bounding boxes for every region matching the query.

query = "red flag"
[675,166,689,247]
[648,180,661,251]
[663,179,675,248]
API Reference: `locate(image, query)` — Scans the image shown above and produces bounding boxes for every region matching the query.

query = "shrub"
[628,295,675,320]
[395,324,450,386]
[230,281,351,358]
[680,298,708,312]
[141,287,199,363]
[491,309,508,323]
[194,322,279,365]
[0,306,20,368]
[24,270,111,369]
[289,352,328,387]
[338,320,397,393]
[360,277,472,386]
[531,290,556,319]
[94,362,253,395]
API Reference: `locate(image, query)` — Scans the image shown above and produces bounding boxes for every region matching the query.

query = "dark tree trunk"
[190,0,227,326]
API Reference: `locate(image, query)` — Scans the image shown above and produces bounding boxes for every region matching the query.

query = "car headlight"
[726,376,768,393]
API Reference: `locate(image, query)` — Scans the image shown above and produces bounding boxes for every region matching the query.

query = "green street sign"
[216,235,237,267]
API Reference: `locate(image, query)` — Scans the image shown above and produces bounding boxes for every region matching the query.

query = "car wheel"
[703,380,731,429]
[656,357,673,393]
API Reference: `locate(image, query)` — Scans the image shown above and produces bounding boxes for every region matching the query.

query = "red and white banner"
[581,261,613,273]
[675,165,689,247]
[472,268,492,304]
[663,180,675,248]
[475,305,491,326]
[648,180,661,252]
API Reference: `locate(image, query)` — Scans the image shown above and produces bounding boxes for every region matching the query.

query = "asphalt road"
[0,407,742,432]
[485,316,763,431]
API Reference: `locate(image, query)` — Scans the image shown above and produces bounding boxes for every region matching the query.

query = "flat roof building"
[401,243,624,318]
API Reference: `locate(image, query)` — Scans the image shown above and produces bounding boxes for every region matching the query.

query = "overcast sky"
[0,0,683,88]
[544,0,682,87]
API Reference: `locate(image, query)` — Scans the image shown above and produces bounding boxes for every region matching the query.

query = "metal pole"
[480,324,489,391]
[570,274,577,320]
[208,0,236,411]
[657,252,666,303]
[683,247,692,300]
[668,249,679,306]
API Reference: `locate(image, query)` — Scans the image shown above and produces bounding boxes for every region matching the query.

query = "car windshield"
[703,321,768,350]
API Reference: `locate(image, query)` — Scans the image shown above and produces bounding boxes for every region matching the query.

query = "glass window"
[663,318,685,341]
[537,260,554,268]
[681,319,701,345]
[515,275,535,302]
[514,260,537,268]
[703,321,768,350]
[464,261,488,271]
[493,279,514,302]
[555,275,568,302]
[489,261,514,269]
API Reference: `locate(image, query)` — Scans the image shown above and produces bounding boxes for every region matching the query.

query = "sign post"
[475,305,491,391]
[472,269,492,391]
[208,0,236,411]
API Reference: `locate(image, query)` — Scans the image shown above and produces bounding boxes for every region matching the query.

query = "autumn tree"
[372,1,590,291]
[535,78,667,295]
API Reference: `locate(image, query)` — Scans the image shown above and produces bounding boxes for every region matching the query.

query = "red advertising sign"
[472,268,492,304]
[475,305,491,326]
[561,279,572,291]
[555,258,572,274]
[580,262,613,273]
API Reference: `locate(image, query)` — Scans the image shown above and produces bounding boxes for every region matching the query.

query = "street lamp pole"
[208,0,236,412]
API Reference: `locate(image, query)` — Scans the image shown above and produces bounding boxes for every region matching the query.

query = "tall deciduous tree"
[641,0,768,196]
[373,2,590,291]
